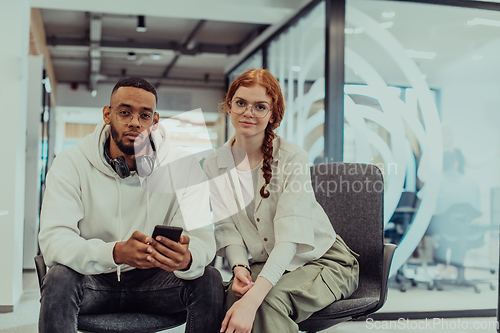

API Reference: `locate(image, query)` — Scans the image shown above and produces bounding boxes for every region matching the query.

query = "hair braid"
[260,125,276,198]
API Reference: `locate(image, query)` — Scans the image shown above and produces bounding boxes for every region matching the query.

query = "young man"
[38,77,223,333]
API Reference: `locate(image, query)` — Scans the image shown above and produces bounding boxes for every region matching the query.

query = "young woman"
[204,69,359,333]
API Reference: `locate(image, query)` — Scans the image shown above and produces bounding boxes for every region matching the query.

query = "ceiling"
[32,0,500,95]
[33,0,310,91]
[42,10,267,90]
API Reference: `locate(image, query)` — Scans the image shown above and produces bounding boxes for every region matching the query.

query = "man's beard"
[110,122,148,156]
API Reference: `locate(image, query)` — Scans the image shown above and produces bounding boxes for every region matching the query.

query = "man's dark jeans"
[39,264,224,333]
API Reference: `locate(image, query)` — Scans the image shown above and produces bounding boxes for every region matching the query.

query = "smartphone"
[152,225,183,242]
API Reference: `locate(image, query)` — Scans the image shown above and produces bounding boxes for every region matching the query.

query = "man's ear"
[152,112,160,131]
[103,105,111,125]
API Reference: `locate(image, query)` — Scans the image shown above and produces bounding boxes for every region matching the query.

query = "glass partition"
[267,2,326,162]
[346,0,500,313]
[227,3,326,160]
[225,0,500,314]
[228,50,263,84]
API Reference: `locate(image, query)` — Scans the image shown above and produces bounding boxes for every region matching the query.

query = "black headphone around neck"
[104,137,156,179]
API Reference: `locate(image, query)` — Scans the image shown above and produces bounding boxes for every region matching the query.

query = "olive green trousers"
[225,235,359,333]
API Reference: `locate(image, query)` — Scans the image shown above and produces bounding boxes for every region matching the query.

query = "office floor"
[0,262,497,333]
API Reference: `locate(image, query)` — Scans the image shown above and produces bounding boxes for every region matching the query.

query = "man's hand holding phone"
[147,225,192,272]
[112,226,192,272]
[113,230,156,269]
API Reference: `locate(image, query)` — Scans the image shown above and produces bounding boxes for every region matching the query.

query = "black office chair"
[34,256,186,333]
[35,163,394,333]
[298,163,396,332]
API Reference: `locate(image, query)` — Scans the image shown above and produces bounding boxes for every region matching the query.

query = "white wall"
[54,82,224,154]
[0,0,30,312]
[23,56,44,269]
[56,82,224,114]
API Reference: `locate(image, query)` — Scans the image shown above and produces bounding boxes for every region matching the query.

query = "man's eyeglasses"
[229,99,271,118]
[109,106,156,127]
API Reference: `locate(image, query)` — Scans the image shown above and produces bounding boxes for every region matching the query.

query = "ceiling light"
[379,22,394,29]
[345,28,354,34]
[467,18,500,27]
[136,15,147,33]
[472,55,483,61]
[354,27,364,34]
[405,49,437,60]
[135,57,144,66]
[89,14,102,41]
[291,66,301,72]
[382,12,395,18]
[421,74,427,80]
[91,90,97,97]
[186,40,197,50]
[42,78,52,93]
[150,53,162,60]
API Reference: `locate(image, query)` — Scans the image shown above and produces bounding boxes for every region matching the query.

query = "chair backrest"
[397,191,418,209]
[311,163,384,299]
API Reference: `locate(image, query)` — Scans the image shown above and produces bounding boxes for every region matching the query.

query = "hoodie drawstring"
[115,178,123,282]
[115,176,151,282]
[145,178,150,232]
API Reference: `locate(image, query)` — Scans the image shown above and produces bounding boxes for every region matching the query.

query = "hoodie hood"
[78,120,172,179]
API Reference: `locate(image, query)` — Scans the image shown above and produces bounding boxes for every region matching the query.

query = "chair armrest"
[372,243,397,313]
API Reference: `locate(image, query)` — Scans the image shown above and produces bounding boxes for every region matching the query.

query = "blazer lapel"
[215,145,246,213]
[254,167,265,213]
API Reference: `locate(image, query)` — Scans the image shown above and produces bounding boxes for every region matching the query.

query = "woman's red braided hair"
[223,69,285,198]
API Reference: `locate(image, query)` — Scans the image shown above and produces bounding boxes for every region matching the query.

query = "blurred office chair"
[34,255,186,333]
[298,163,396,333]
[384,191,431,292]
[431,203,495,293]
[389,191,419,237]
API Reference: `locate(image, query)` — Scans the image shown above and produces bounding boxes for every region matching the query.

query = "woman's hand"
[220,298,258,333]
[222,276,274,333]
[232,266,254,297]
